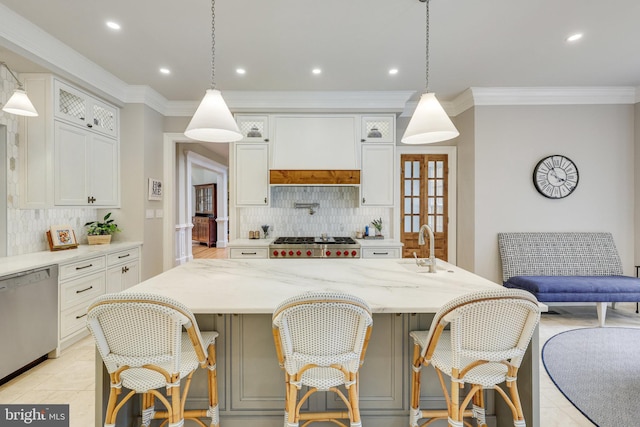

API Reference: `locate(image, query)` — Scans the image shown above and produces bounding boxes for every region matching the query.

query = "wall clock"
[533,155,579,199]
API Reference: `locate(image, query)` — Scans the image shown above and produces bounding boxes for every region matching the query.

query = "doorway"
[398,150,455,262]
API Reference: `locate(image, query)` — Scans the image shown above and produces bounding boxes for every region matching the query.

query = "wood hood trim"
[269,170,360,185]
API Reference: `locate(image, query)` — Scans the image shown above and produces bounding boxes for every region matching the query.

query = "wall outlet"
[155,209,164,218]
[145,209,154,219]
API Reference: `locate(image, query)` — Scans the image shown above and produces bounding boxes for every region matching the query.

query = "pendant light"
[185,0,242,143]
[401,0,458,144]
[0,61,38,117]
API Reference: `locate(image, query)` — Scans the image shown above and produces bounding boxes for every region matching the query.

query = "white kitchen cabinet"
[361,247,402,259]
[235,115,269,142]
[54,121,119,206]
[19,74,120,208]
[360,143,394,206]
[234,143,269,206]
[54,79,118,138]
[229,248,269,259]
[106,247,140,292]
[361,115,395,143]
[58,256,107,349]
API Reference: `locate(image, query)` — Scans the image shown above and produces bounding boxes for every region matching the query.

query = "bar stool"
[86,292,220,427]
[409,288,540,427]
[272,291,373,427]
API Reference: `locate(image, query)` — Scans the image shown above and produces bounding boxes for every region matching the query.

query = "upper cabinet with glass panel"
[54,79,118,138]
[361,116,395,143]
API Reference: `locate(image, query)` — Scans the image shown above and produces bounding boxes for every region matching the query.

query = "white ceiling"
[1,0,639,103]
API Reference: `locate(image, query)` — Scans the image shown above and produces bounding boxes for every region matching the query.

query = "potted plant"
[372,218,383,236]
[84,212,120,245]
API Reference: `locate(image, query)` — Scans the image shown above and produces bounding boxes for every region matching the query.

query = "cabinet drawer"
[60,303,93,339]
[362,248,401,259]
[60,271,105,310]
[229,248,268,259]
[59,256,106,281]
[107,247,139,266]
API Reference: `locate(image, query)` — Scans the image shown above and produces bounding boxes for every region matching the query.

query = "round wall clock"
[533,155,579,199]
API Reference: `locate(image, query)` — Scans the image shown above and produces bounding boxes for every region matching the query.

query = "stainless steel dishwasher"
[0,265,58,381]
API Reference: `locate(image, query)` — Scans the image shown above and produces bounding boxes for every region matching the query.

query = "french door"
[400,154,449,260]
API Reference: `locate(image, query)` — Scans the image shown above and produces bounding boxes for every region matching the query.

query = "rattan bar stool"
[409,288,541,427]
[86,292,220,427]
[272,291,373,427]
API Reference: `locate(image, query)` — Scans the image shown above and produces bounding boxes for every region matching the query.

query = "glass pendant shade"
[2,89,38,117]
[401,92,459,144]
[185,89,242,142]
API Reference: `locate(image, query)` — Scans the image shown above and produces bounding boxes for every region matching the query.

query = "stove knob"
[273,250,279,257]
[296,250,301,256]
[326,251,332,257]
[351,250,357,257]
[280,250,286,257]
[288,250,294,256]
[336,251,342,256]
[306,250,312,257]
[344,251,349,257]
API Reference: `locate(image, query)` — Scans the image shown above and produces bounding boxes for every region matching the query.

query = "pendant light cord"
[425,0,430,93]
[210,0,216,90]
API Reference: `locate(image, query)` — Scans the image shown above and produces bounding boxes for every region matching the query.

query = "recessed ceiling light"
[106,21,121,31]
[236,68,246,75]
[389,68,399,75]
[159,68,171,75]
[312,68,322,75]
[566,33,583,42]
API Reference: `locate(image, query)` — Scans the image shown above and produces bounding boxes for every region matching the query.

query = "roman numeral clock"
[533,155,579,199]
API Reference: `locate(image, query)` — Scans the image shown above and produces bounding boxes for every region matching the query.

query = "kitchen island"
[96,258,542,427]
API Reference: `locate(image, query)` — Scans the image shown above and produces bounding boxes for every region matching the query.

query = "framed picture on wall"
[148,178,163,201]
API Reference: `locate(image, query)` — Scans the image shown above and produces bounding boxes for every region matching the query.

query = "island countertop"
[126,258,507,314]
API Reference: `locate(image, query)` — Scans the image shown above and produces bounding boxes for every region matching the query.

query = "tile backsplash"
[2,71,97,256]
[238,186,392,239]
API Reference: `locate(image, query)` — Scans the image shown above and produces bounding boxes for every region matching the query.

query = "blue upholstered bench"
[498,232,640,326]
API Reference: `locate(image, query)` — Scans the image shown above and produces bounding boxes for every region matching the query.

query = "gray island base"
[95,258,542,427]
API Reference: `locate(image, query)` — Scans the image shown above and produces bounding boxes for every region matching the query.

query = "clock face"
[533,155,579,199]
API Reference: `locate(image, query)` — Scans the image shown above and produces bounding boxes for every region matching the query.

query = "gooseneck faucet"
[418,224,437,273]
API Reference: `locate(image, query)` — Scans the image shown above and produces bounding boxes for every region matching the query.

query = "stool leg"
[409,343,423,427]
[285,373,299,427]
[472,388,487,427]
[347,373,362,427]
[141,393,156,427]
[207,343,220,427]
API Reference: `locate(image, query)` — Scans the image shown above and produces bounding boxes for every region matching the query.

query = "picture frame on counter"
[47,224,79,251]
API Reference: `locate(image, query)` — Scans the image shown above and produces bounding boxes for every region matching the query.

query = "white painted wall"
[470,104,635,283]
[635,102,640,266]
[454,108,476,272]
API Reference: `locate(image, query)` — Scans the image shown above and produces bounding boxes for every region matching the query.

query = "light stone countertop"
[357,239,403,247]
[0,241,143,277]
[126,258,508,314]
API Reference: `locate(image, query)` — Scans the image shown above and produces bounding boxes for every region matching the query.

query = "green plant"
[372,218,383,232]
[84,212,121,235]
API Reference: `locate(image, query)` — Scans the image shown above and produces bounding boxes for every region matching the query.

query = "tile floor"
[1,302,639,427]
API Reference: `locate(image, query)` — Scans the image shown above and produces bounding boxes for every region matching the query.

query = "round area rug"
[542,327,640,427]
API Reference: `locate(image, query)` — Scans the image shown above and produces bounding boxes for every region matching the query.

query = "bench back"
[498,232,623,283]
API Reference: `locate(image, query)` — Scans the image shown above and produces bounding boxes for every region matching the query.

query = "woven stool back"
[273,291,372,375]
[87,292,206,374]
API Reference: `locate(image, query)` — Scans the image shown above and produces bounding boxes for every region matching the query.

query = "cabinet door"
[89,133,119,206]
[54,80,88,128]
[106,261,140,292]
[236,115,269,142]
[54,121,90,205]
[361,144,394,206]
[90,99,118,138]
[235,143,269,206]
[361,116,395,143]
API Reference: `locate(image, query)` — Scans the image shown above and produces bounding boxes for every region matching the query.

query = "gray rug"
[542,327,640,427]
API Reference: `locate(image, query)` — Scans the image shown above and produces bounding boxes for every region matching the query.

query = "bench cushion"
[504,276,640,303]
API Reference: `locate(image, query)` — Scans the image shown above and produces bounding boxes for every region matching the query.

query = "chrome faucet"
[418,224,437,273]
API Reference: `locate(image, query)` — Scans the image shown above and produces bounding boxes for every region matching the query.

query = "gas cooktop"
[269,236,360,258]
[272,236,357,245]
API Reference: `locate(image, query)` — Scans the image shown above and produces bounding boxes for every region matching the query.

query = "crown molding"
[125,86,170,115]
[0,3,128,106]
[469,87,637,107]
